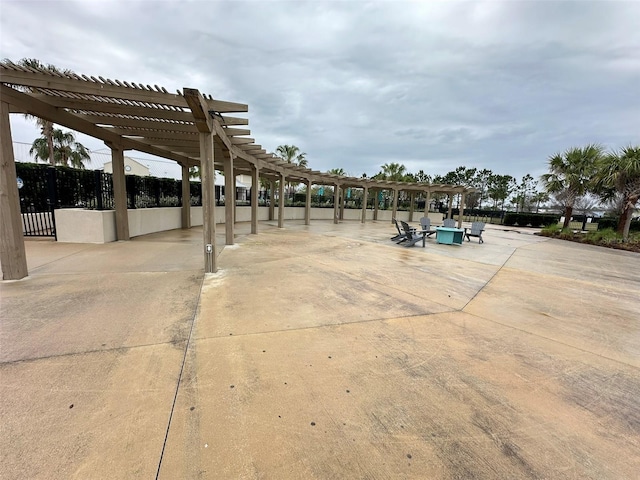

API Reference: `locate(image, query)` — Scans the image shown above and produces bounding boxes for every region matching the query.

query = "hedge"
[503,213,560,227]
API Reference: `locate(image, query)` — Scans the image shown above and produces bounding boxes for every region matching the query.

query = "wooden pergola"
[0,61,475,279]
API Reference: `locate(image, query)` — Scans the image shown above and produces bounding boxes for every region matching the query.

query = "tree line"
[13,58,637,240]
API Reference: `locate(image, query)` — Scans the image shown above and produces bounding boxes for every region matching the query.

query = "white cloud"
[2,0,639,181]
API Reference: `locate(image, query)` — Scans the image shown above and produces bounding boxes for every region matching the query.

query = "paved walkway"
[1,221,639,479]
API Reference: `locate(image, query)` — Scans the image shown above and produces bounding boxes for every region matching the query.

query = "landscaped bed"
[539,225,640,253]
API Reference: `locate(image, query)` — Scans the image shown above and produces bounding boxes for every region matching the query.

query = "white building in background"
[103,156,150,176]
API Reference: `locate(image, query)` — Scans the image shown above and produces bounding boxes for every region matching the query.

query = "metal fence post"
[94,169,104,210]
[126,175,136,209]
[46,166,58,240]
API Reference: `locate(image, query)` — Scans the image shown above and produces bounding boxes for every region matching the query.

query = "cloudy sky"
[1,0,638,181]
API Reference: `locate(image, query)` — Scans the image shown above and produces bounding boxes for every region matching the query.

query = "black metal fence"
[15,163,203,211]
[17,165,57,238]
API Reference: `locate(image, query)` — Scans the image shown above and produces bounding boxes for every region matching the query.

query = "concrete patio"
[1,220,639,479]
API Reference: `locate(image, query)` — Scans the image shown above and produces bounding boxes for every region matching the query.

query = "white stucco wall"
[55,206,425,243]
[55,209,116,243]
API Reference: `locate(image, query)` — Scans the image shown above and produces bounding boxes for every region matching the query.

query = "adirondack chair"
[400,221,426,247]
[443,218,456,228]
[419,217,437,238]
[465,222,486,243]
[391,218,409,243]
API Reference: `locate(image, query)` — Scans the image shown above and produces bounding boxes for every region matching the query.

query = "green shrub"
[558,228,575,240]
[503,213,517,226]
[504,213,559,227]
[540,224,561,236]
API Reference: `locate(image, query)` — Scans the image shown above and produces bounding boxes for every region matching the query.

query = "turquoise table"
[436,227,464,245]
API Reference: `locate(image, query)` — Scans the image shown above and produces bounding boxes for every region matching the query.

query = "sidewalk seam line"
[155,273,204,480]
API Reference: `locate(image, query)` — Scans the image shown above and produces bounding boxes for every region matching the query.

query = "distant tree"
[276,144,307,166]
[514,174,538,212]
[541,144,603,228]
[413,170,430,183]
[189,166,201,179]
[593,145,640,239]
[379,162,407,181]
[473,168,493,209]
[14,58,73,166]
[30,128,90,168]
[531,191,550,213]
[328,167,346,176]
[276,144,307,195]
[487,174,514,211]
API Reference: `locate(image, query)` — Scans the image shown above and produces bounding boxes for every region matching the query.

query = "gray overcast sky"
[1,0,639,181]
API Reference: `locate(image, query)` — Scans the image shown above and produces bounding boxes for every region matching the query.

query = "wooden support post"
[278,173,285,228]
[109,143,130,240]
[409,192,415,222]
[181,163,191,229]
[269,180,275,221]
[305,180,311,226]
[361,186,368,223]
[251,164,259,234]
[339,186,345,220]
[391,188,398,224]
[373,189,379,221]
[333,184,340,224]
[458,192,466,229]
[224,152,234,245]
[447,194,454,219]
[232,166,238,225]
[424,190,431,215]
[0,101,28,280]
[200,132,216,273]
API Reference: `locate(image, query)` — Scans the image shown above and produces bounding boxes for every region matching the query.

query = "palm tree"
[328,167,346,176]
[379,162,407,181]
[30,128,90,168]
[275,145,307,166]
[275,144,307,196]
[14,58,73,166]
[593,145,640,240]
[531,191,550,213]
[189,166,201,179]
[541,144,603,228]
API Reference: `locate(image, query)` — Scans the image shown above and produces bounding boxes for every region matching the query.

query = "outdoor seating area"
[391,217,477,247]
[1,220,639,479]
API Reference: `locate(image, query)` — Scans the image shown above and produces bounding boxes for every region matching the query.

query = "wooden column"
[409,192,415,222]
[268,180,275,221]
[361,186,368,223]
[333,184,340,224]
[184,87,217,272]
[109,142,129,240]
[391,188,398,223]
[373,189,379,221]
[339,186,345,220]
[278,173,285,228]
[232,166,238,225]
[224,153,234,245]
[424,190,431,216]
[251,164,259,234]
[200,132,216,273]
[458,192,466,229]
[304,179,311,226]
[0,101,28,280]
[181,163,191,229]
[447,194,454,219]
